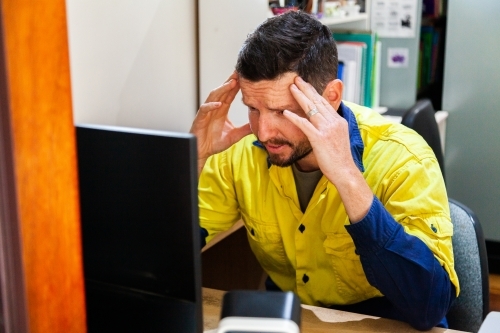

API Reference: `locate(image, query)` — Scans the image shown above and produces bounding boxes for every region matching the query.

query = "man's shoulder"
[345,102,406,134]
[346,102,433,157]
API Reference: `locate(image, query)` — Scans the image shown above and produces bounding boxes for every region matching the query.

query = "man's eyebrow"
[241,99,295,112]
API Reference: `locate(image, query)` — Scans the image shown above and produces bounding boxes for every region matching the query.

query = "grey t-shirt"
[292,163,323,213]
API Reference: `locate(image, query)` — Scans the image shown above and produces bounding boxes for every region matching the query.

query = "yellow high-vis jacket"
[199,101,459,309]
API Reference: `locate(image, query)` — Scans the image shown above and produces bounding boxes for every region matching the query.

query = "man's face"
[240,72,313,167]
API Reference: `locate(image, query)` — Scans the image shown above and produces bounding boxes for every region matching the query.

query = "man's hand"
[284,76,355,185]
[190,72,252,176]
[283,76,373,222]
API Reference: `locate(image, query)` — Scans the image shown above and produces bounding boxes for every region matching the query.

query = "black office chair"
[401,99,445,181]
[446,199,490,333]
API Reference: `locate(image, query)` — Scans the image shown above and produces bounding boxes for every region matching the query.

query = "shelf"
[320,13,368,27]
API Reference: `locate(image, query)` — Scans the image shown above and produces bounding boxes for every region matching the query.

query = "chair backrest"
[447,199,489,333]
[402,99,445,181]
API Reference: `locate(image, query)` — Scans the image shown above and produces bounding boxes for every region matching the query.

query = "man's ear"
[322,79,343,110]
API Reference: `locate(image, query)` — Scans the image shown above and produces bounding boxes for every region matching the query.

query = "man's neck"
[294,152,319,173]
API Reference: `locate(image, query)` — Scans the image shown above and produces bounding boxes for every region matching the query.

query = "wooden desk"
[202,288,467,333]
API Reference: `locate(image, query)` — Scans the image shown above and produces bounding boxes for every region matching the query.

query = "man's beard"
[261,138,313,167]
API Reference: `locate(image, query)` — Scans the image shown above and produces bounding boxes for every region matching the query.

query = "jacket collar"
[253,101,365,172]
[340,102,365,172]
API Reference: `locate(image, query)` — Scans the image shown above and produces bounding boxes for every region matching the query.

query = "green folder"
[333,30,377,108]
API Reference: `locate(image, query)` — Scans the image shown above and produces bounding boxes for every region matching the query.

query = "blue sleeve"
[200,227,208,248]
[345,196,456,331]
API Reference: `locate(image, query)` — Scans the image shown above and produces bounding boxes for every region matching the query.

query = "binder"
[342,60,358,104]
[336,42,364,104]
[333,30,377,107]
[337,61,344,81]
[371,40,382,109]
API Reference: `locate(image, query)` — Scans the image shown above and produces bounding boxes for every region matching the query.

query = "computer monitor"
[76,124,202,333]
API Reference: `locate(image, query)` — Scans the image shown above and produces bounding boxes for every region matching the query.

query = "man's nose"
[257,113,277,143]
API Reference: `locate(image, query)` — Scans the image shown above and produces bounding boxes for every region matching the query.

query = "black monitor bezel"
[76,124,202,333]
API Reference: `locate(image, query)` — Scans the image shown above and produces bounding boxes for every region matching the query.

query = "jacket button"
[298,224,305,233]
[302,274,309,283]
[431,224,437,233]
[251,228,255,236]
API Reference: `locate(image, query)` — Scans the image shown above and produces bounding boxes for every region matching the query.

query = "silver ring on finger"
[307,108,319,118]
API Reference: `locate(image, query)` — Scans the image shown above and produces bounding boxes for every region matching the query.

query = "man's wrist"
[330,169,373,223]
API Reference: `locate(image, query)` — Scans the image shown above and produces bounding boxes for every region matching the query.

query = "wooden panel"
[0,0,86,332]
[202,222,266,291]
[490,274,500,312]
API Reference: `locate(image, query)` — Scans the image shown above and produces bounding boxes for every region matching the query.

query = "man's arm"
[283,77,456,330]
[284,77,374,222]
[346,196,455,330]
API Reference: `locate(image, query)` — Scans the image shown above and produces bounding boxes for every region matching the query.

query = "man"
[190,11,458,330]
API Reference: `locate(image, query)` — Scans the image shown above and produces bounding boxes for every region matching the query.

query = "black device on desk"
[217,290,301,333]
[76,124,202,333]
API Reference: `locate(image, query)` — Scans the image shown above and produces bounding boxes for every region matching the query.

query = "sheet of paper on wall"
[370,0,418,38]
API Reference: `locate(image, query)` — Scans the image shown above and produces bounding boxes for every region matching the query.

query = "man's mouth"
[263,139,292,154]
[265,143,285,153]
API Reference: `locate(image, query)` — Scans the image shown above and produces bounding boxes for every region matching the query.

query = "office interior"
[1,0,500,332]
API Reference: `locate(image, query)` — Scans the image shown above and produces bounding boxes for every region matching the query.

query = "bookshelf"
[417,2,447,110]
[198,0,428,124]
[322,0,423,110]
[320,0,371,30]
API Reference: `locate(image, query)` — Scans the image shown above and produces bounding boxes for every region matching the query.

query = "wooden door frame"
[0,6,28,328]
[0,1,86,332]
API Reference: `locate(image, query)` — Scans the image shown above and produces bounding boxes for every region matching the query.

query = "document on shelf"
[337,43,364,105]
[371,0,418,38]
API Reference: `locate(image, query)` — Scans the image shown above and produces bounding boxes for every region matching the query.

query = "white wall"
[198,0,270,126]
[443,0,500,241]
[66,0,197,133]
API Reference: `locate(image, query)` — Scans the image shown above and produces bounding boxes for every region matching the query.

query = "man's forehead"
[241,94,296,111]
[240,75,297,105]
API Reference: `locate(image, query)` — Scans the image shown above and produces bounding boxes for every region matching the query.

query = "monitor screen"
[76,124,202,333]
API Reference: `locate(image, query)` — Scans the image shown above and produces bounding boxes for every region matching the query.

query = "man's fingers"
[294,76,323,102]
[221,78,240,105]
[223,71,238,84]
[283,110,317,137]
[289,84,328,125]
[197,101,222,116]
[292,77,336,122]
[205,78,238,104]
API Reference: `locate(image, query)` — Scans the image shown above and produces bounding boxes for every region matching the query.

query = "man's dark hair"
[235,10,338,94]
